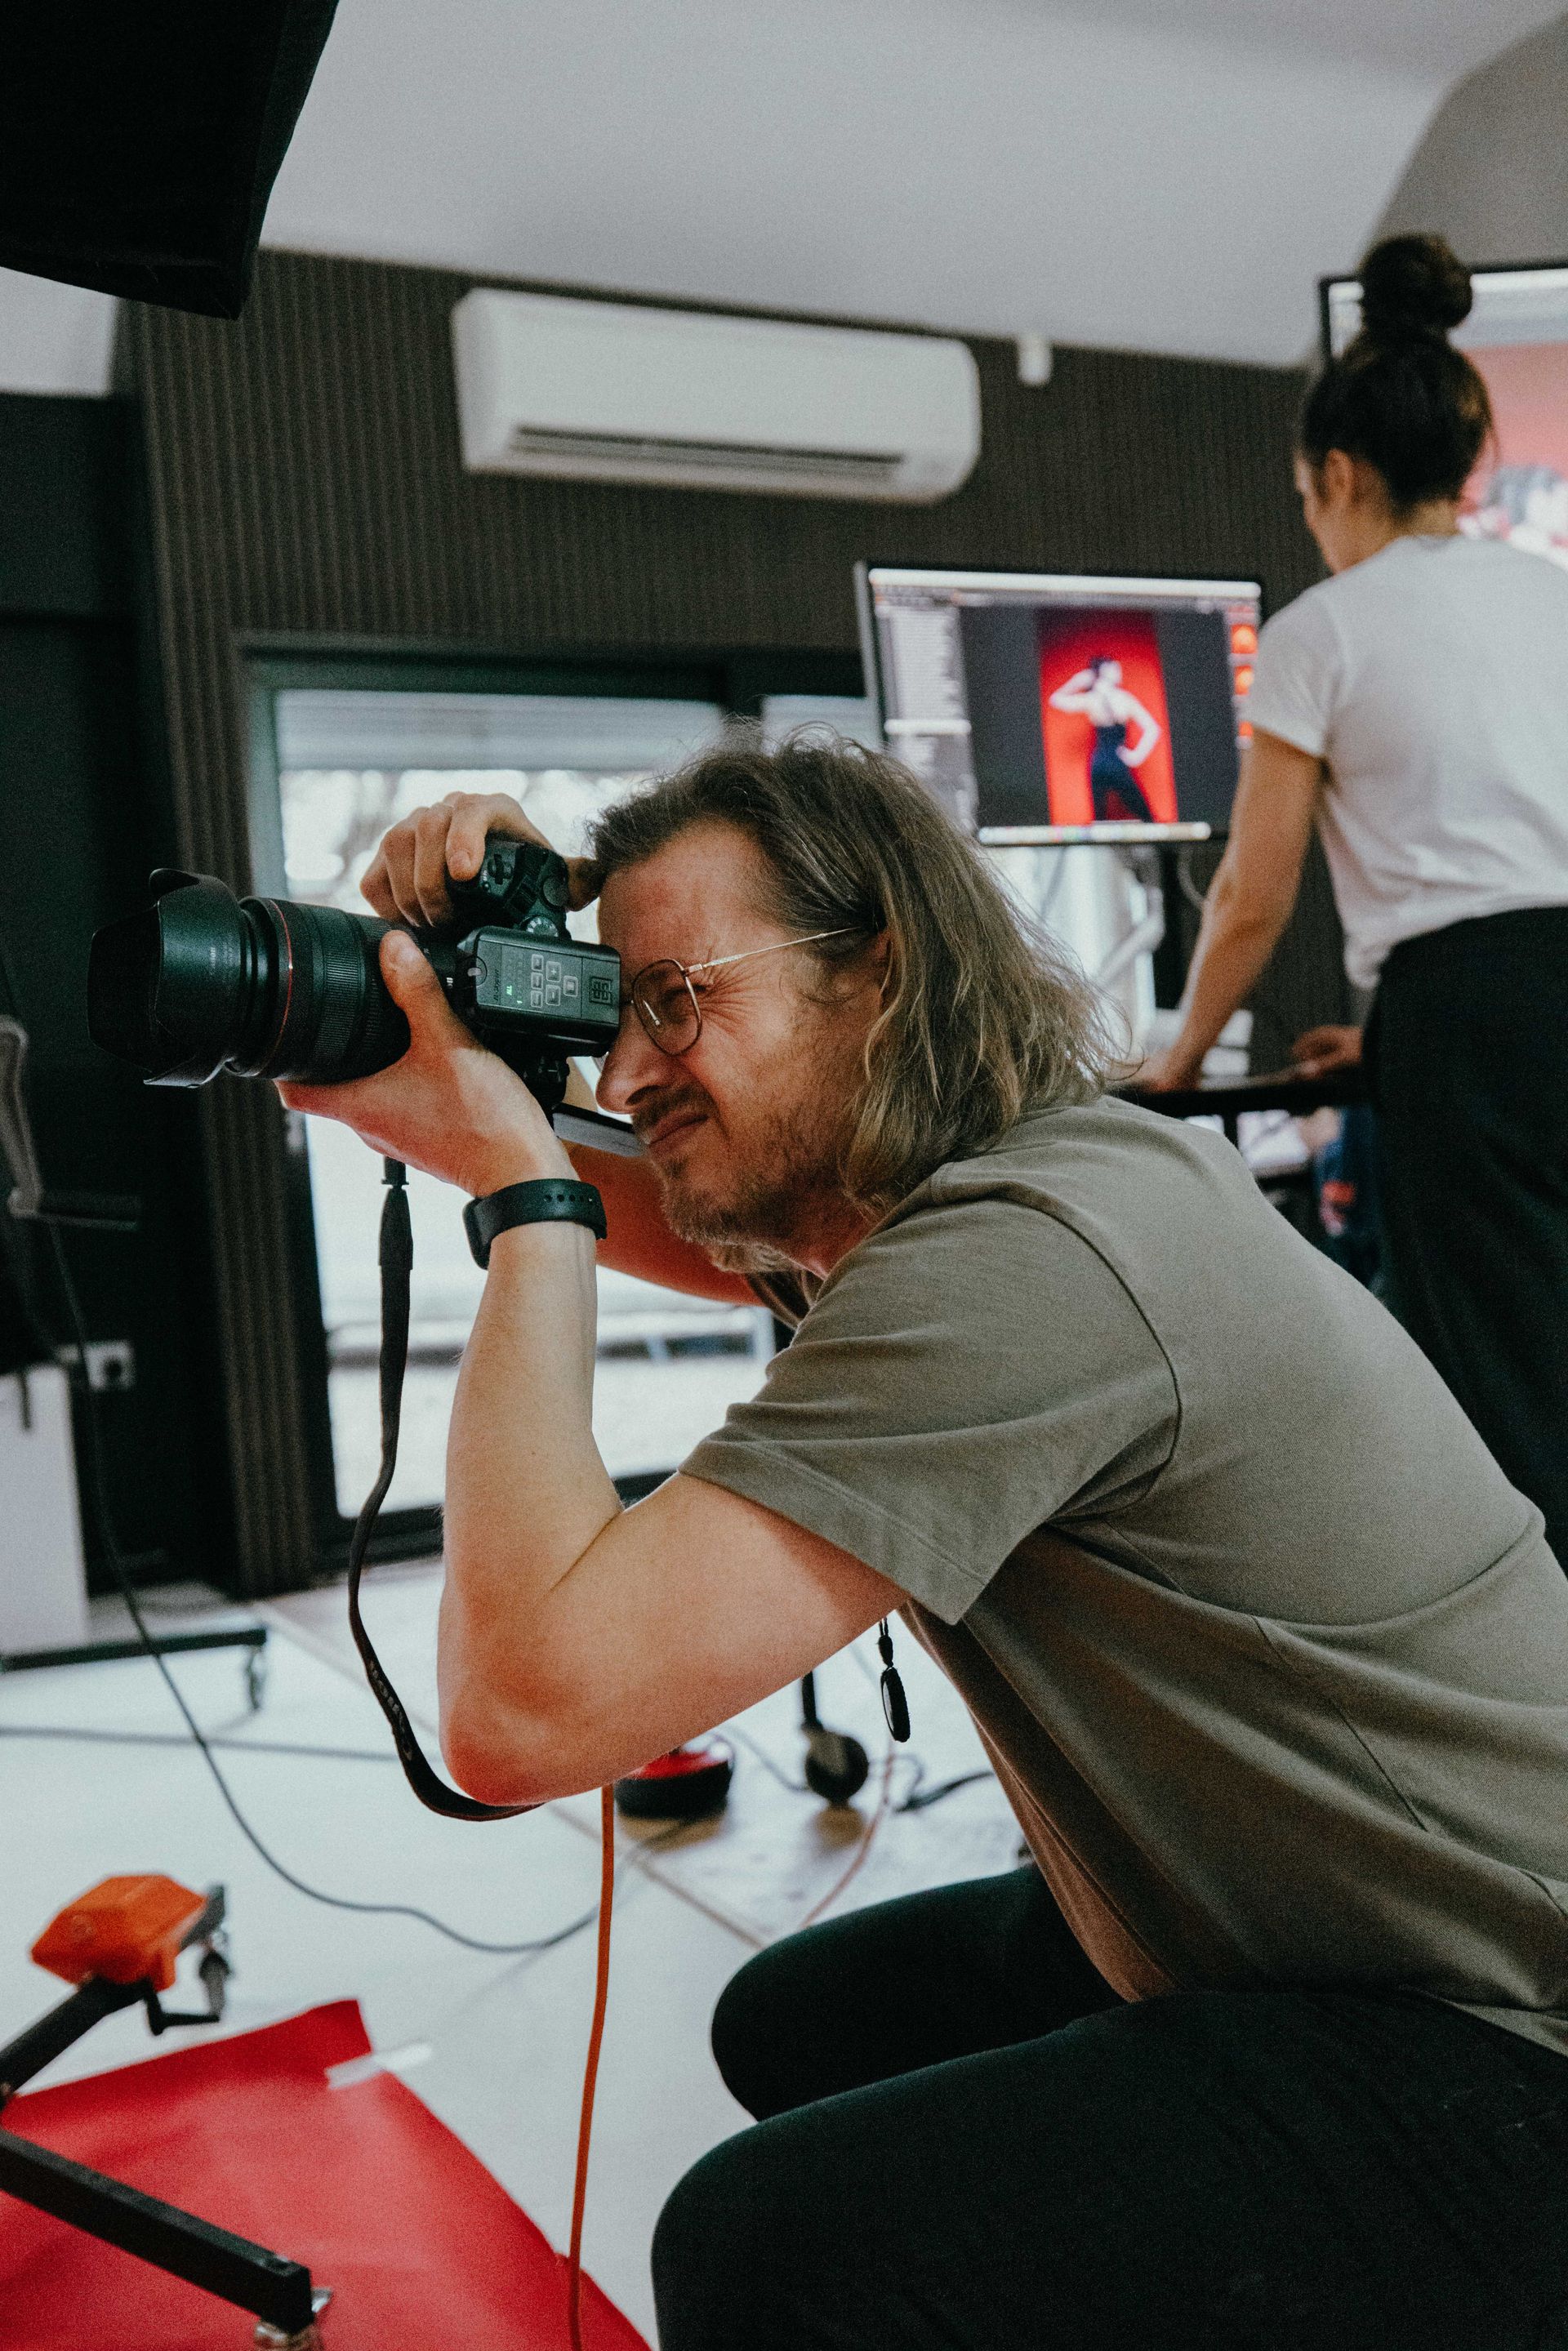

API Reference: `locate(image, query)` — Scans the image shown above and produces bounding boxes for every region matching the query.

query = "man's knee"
[649,2144,717,2337]
[652,2129,787,2349]
[709,1942,798,2117]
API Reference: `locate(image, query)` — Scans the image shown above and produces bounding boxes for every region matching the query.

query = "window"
[760,692,880,750]
[256,672,780,1533]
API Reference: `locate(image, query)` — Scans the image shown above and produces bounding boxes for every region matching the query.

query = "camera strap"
[345,1158,538,1822]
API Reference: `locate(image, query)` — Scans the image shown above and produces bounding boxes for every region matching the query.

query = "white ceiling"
[2,0,1560,394]
[987,0,1559,78]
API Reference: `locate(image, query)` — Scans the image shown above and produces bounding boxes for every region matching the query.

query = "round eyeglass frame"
[622,928,857,1059]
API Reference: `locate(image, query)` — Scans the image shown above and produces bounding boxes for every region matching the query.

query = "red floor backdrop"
[0,2001,648,2351]
[1038,611,1178,826]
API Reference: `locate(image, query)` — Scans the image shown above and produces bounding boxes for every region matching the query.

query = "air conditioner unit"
[452,289,981,503]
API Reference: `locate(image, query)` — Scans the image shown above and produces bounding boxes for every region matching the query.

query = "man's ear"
[814,928,892,1013]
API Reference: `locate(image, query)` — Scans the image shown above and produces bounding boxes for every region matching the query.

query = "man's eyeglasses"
[621,929,857,1058]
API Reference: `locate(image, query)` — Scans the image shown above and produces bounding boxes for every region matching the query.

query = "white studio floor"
[1,1569,1021,2344]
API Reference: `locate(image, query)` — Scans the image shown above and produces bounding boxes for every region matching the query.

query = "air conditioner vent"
[506,424,906,492]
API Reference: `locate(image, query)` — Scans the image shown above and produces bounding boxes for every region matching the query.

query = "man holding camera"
[283,738,1568,2351]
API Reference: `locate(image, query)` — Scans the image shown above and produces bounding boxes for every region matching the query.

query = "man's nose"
[593,1013,666,1114]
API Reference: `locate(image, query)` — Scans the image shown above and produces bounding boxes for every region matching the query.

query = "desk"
[1120,1066,1366,1152]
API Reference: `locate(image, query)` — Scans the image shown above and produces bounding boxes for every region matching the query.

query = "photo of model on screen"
[1047,657,1163,822]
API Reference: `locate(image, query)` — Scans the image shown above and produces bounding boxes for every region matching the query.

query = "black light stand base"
[0,1625,269,1710]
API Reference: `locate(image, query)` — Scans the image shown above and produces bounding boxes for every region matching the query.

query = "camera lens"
[235,897,410,1084]
[88,871,412,1087]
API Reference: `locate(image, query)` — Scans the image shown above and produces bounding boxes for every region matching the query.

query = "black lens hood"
[87,868,253,1085]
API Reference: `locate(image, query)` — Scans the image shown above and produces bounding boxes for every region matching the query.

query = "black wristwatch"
[462,1178,607,1270]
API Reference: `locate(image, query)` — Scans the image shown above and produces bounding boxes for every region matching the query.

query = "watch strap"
[463,1177,607,1270]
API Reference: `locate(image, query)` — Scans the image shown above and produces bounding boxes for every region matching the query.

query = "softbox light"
[0,1,340,319]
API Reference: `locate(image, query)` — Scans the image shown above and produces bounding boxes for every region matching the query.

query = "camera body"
[442,838,622,1114]
[87,835,622,1120]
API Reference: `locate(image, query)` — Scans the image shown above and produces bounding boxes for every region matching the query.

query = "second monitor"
[858,563,1263,842]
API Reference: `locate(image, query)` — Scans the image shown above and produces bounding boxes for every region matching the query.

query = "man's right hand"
[359,790,597,929]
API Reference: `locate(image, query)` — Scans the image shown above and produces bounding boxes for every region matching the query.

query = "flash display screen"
[476,935,621,1039]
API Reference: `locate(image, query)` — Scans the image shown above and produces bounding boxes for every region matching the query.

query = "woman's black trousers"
[1367,902,1568,1566]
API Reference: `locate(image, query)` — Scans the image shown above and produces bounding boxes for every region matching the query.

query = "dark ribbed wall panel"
[122,249,1334,1595]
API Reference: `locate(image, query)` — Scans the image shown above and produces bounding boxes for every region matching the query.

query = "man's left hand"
[276,930,572,1197]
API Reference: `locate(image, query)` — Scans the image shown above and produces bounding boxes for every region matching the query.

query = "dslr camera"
[87,836,622,1118]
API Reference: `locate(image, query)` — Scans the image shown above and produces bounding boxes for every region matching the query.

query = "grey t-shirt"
[684,1097,1568,2056]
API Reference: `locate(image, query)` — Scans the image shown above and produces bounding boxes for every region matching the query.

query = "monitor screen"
[857,564,1263,843]
[1320,263,1568,573]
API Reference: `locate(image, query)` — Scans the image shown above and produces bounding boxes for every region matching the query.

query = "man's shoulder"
[925,1093,1243,1210]
[837,1095,1259,1299]
[767,1097,1272,1341]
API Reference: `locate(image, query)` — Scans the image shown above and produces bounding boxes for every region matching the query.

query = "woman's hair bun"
[1300,230,1490,504]
[1358,234,1472,342]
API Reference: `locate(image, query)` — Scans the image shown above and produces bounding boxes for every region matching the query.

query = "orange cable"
[567,1783,617,2351]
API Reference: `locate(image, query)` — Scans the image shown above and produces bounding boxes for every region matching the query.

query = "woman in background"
[1049,655,1161,822]
[1143,233,1568,1569]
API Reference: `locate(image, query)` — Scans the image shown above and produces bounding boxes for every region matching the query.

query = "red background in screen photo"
[1037,612,1178,826]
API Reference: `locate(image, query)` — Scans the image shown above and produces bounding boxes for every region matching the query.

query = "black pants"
[653,1868,1568,2350]
[1366,905,1568,1565]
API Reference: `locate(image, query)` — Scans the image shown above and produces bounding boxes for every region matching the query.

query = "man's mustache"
[630,1082,713,1147]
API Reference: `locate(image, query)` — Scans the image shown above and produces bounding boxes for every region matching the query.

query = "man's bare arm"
[291,800,882,1802]
[438,1218,896,1806]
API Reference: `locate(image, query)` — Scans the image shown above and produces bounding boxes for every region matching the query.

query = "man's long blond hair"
[587,736,1123,1214]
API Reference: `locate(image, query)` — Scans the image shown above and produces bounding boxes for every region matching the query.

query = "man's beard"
[647,1089,854,1274]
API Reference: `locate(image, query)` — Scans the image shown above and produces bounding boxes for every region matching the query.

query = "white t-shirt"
[1247,534,1568,988]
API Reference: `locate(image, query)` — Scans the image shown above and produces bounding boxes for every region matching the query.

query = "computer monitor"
[857,563,1263,844]
[1321,263,1568,572]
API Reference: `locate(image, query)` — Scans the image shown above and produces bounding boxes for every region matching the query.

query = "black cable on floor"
[898,1769,994,1813]
[31,1212,628,1957]
[0,906,612,1957]
[5,926,993,1944]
